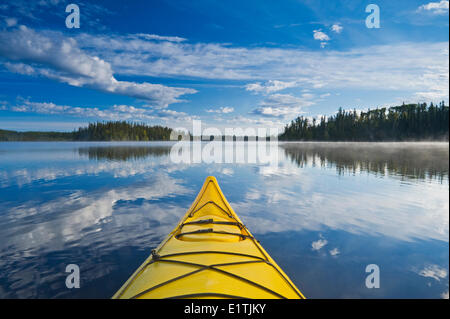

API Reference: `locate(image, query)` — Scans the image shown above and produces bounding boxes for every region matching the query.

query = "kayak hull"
[113,176,305,299]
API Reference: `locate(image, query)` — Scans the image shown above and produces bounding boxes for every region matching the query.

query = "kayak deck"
[113,176,305,299]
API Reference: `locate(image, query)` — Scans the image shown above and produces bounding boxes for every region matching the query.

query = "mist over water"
[0,142,448,298]
[281,142,449,182]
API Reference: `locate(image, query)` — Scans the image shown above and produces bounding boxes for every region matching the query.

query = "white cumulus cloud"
[0,25,448,114]
[0,26,196,108]
[134,33,186,42]
[331,24,343,33]
[7,100,194,122]
[418,264,448,281]
[206,107,234,114]
[312,238,328,251]
[313,29,330,41]
[246,80,298,94]
[64,32,448,104]
[418,1,449,14]
[329,248,340,256]
[251,93,315,119]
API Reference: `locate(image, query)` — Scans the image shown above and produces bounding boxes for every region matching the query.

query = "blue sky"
[0,0,448,131]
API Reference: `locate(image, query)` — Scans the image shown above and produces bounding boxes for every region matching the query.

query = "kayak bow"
[113,176,305,299]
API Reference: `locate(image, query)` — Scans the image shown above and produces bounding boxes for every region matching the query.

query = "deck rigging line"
[115,180,305,299]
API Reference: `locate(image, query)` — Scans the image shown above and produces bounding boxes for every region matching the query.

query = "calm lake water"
[0,141,448,299]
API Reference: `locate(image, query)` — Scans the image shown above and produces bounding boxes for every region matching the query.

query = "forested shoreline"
[1,102,449,141]
[73,122,172,141]
[280,102,449,141]
[0,129,74,141]
[0,122,173,141]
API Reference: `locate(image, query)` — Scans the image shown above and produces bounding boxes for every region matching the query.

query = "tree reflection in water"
[282,142,449,183]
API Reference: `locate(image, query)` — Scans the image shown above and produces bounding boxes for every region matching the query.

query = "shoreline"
[0,140,448,144]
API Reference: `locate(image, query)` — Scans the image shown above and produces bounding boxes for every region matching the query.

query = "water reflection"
[0,142,448,298]
[0,171,192,298]
[78,146,171,161]
[282,142,449,182]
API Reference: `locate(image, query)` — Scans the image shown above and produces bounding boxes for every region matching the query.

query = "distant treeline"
[280,102,449,141]
[1,102,449,141]
[0,129,73,141]
[0,122,173,141]
[74,122,172,141]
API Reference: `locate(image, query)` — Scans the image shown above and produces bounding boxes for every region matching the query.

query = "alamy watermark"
[65,264,80,289]
[365,4,380,29]
[169,120,279,166]
[65,4,80,29]
[365,264,380,288]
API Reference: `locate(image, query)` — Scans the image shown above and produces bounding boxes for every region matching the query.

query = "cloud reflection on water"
[0,142,448,298]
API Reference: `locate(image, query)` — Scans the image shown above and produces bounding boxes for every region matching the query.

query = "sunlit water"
[0,142,448,299]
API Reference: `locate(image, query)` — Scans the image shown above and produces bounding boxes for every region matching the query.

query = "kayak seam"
[181,219,244,229]
[153,252,305,299]
[131,260,265,299]
[155,250,266,260]
[175,229,255,240]
[188,180,233,218]
[154,180,242,256]
[113,250,266,299]
[189,200,233,218]
[130,259,286,299]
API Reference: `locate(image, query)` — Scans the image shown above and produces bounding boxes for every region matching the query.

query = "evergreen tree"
[279,102,449,141]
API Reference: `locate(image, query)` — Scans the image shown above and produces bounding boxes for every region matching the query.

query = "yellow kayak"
[113,176,305,299]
